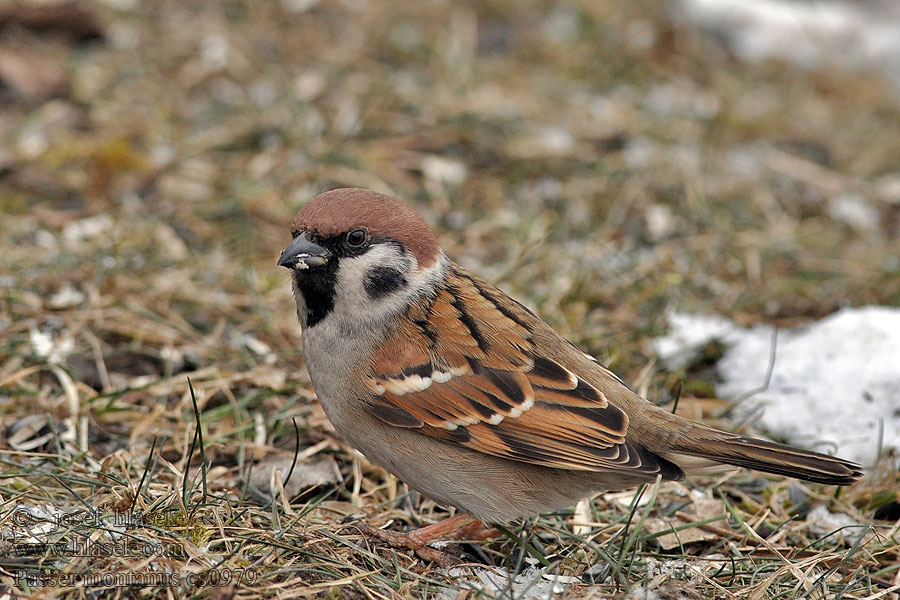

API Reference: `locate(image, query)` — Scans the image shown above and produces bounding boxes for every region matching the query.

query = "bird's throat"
[292,268,337,328]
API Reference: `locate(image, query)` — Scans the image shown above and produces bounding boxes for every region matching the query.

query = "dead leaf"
[645,496,726,550]
[247,455,342,501]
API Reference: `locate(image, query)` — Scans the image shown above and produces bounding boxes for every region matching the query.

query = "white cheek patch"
[331,246,452,332]
[332,245,414,324]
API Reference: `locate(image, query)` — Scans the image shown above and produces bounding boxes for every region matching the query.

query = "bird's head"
[278,188,446,328]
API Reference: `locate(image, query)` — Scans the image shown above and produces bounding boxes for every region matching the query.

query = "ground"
[1,0,899,598]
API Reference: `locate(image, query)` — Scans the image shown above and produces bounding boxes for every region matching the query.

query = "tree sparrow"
[278,188,862,559]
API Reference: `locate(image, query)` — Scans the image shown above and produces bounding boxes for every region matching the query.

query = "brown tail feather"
[670,434,863,486]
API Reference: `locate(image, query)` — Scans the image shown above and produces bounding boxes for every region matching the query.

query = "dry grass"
[2,0,900,598]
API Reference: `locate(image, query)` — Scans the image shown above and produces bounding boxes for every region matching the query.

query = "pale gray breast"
[302,321,377,400]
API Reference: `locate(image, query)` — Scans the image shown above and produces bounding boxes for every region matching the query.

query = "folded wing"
[365,267,683,480]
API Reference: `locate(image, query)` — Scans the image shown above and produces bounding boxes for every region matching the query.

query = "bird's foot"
[356,513,500,567]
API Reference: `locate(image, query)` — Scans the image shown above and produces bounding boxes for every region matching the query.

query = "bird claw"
[353,514,500,567]
[354,521,462,567]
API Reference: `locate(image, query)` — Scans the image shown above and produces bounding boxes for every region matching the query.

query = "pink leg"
[356,513,501,566]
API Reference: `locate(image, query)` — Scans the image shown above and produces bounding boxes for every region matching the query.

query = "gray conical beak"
[277,233,332,270]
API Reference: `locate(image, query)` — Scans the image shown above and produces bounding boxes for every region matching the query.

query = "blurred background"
[4,0,900,352]
[2,0,900,596]
[3,0,899,366]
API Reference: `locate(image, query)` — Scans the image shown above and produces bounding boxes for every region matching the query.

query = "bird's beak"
[277,233,332,270]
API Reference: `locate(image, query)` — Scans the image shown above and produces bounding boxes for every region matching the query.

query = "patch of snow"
[29,327,75,364]
[437,566,565,599]
[806,505,867,546]
[679,0,900,94]
[652,313,739,370]
[655,307,900,465]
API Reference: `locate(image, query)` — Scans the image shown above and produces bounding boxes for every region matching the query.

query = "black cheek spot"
[364,266,407,299]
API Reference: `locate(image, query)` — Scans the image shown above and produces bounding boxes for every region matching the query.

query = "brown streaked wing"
[364,267,683,478]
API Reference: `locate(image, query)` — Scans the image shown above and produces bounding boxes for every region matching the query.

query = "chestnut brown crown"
[290,188,441,268]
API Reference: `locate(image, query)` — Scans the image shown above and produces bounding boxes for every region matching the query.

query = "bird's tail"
[660,421,863,485]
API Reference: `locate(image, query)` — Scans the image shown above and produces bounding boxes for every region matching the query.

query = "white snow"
[652,313,740,370]
[29,327,75,365]
[806,505,868,546]
[679,0,900,94]
[654,306,900,466]
[437,566,562,600]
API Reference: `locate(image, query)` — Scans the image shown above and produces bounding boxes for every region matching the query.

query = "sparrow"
[278,188,862,560]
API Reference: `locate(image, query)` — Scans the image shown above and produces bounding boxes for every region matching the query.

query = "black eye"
[345,228,369,248]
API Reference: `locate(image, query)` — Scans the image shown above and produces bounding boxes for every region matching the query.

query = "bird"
[277,187,862,562]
